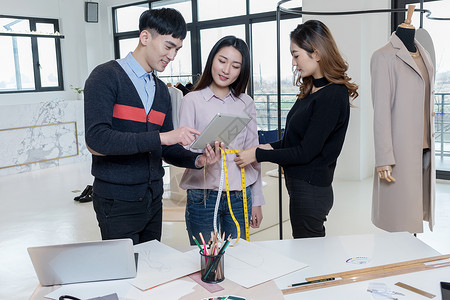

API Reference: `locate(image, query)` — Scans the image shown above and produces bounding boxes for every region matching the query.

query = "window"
[118,38,139,59]
[151,0,192,23]
[200,25,245,70]
[249,0,300,14]
[112,0,302,208]
[252,18,301,131]
[151,0,193,86]
[113,0,302,131]
[0,15,63,93]
[197,0,245,21]
[158,31,193,85]
[115,3,149,33]
[113,2,149,58]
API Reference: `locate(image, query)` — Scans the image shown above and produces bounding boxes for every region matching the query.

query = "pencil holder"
[200,250,225,283]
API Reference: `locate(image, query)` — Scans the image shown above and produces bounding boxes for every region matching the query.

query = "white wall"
[302,0,391,180]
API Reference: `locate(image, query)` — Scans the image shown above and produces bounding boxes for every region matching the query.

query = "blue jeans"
[185,188,252,246]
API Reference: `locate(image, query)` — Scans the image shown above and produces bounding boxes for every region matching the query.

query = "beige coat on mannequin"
[371,33,435,233]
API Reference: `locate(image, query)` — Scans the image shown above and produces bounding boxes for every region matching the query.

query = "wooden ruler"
[307,254,450,281]
[282,254,450,296]
[395,282,436,299]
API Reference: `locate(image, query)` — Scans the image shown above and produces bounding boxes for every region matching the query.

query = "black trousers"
[285,176,334,238]
[92,187,162,245]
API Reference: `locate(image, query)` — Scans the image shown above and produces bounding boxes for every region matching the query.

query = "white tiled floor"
[1,161,449,300]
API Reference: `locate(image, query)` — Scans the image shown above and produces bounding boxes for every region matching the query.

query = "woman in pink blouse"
[178,36,264,245]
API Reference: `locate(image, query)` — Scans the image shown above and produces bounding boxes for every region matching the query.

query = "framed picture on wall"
[85,2,99,23]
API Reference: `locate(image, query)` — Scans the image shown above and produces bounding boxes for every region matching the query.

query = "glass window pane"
[249,0,301,14]
[151,0,192,24]
[200,25,245,70]
[37,38,58,87]
[157,31,192,85]
[252,18,302,130]
[36,23,55,34]
[0,17,29,32]
[118,38,139,59]
[0,36,34,92]
[198,0,245,21]
[115,4,148,33]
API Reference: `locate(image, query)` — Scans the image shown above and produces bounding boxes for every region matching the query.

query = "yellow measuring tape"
[220,148,250,243]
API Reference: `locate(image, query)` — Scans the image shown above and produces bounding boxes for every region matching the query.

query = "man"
[84,8,219,244]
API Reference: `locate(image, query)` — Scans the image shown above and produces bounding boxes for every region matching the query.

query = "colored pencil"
[288,277,335,287]
[199,232,209,255]
[192,235,203,253]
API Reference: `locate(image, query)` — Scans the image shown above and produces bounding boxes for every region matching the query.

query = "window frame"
[112,0,300,98]
[0,14,64,94]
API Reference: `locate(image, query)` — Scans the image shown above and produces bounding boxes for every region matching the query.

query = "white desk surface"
[31,232,449,300]
[261,232,449,299]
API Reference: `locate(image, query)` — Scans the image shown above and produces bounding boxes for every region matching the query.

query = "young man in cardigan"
[84,8,219,244]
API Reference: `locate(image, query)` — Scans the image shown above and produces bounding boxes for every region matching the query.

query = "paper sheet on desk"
[225,240,308,288]
[131,240,199,290]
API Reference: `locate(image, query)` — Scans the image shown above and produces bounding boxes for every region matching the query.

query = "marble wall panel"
[0,122,79,168]
[0,100,89,176]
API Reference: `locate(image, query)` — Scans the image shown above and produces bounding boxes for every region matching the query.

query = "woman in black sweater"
[235,20,358,238]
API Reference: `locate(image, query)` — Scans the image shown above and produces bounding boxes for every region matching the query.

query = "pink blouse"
[178,86,265,207]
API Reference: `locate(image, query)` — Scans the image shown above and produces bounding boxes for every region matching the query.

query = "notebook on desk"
[28,238,137,286]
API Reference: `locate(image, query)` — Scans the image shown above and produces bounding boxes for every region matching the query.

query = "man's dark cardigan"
[84,60,199,201]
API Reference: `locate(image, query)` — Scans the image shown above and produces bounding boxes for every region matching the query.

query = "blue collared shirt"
[117,52,155,114]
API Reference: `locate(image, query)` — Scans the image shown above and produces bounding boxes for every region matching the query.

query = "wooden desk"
[31,232,449,299]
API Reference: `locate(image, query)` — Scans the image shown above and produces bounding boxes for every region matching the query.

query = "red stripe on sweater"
[148,109,166,126]
[112,104,147,123]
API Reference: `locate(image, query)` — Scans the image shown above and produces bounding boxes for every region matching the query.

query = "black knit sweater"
[84,60,199,201]
[256,84,350,186]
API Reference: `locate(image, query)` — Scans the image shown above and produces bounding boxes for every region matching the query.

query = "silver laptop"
[28,238,137,286]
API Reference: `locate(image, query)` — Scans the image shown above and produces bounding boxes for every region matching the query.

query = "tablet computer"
[190,113,252,150]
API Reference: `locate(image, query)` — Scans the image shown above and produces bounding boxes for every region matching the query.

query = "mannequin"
[395,6,416,53]
[371,4,435,233]
[395,26,416,52]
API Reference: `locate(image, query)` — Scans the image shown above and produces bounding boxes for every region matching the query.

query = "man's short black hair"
[139,8,187,40]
